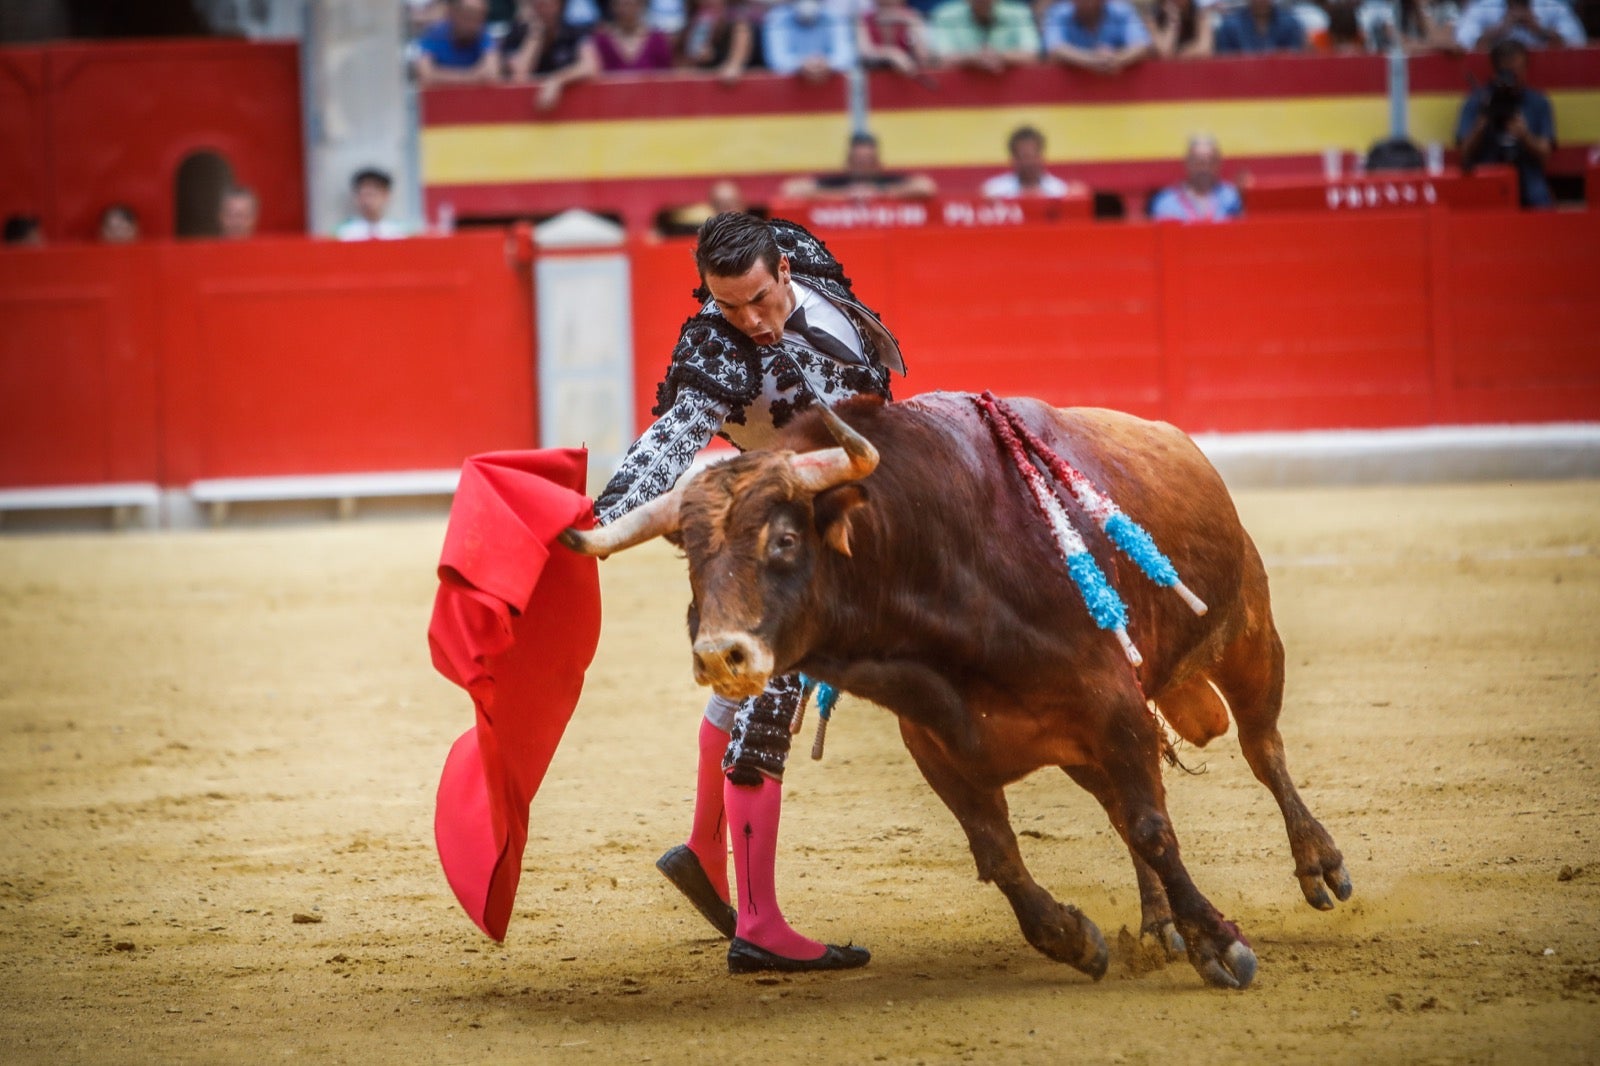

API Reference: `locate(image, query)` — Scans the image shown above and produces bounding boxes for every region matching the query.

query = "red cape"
[428,449,599,941]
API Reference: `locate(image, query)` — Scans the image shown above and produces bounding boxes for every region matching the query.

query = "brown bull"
[563,392,1351,989]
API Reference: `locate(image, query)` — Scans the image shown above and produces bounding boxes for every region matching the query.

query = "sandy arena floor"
[1,479,1598,1064]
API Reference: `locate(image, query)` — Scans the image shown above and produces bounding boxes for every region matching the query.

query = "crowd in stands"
[407,0,1590,94]
[1,166,416,248]
[0,0,1587,248]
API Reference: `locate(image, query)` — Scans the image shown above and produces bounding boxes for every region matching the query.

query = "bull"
[562,392,1351,989]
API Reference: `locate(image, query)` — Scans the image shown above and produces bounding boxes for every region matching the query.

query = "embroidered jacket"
[595,219,905,524]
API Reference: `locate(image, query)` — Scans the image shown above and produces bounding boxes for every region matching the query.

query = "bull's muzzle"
[691,633,774,700]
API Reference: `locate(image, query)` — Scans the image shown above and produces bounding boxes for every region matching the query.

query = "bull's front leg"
[898,720,1108,980]
[1094,706,1258,990]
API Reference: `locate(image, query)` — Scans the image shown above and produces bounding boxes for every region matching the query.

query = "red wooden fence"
[0,211,1594,494]
[0,233,535,489]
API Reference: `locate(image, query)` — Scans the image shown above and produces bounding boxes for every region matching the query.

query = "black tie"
[784,305,863,367]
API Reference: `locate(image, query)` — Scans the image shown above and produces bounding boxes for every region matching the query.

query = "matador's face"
[705,255,796,349]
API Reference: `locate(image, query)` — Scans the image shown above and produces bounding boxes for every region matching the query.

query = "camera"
[1485,73,1524,130]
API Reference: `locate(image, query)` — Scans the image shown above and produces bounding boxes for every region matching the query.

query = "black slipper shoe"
[727,937,871,974]
[656,845,737,938]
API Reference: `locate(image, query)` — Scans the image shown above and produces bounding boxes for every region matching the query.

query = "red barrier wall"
[157,234,535,483]
[2,212,1593,495]
[628,210,1600,435]
[0,244,163,488]
[0,233,535,489]
[0,40,306,241]
[0,49,50,228]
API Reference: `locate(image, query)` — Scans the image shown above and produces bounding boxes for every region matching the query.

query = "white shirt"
[334,217,410,241]
[981,171,1074,199]
[784,279,865,360]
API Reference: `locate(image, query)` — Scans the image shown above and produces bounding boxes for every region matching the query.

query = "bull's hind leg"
[1062,766,1184,962]
[1212,584,1352,911]
[899,721,1108,980]
[1094,706,1258,990]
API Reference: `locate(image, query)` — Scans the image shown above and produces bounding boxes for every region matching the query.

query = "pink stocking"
[685,717,731,904]
[726,776,825,961]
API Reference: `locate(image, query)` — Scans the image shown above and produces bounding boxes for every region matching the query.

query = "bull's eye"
[767,528,801,568]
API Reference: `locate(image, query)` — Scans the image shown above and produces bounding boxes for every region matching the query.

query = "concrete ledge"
[1193,423,1600,488]
[0,483,162,530]
[185,469,461,525]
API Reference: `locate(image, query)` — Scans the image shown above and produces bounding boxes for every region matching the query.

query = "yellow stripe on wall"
[423,91,1600,185]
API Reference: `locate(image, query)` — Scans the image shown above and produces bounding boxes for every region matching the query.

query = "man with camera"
[1455,39,1557,208]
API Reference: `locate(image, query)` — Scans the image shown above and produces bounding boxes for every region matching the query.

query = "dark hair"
[1326,1,1361,43]
[1365,136,1425,172]
[1007,125,1045,156]
[3,214,41,243]
[351,167,393,191]
[848,131,878,150]
[694,211,779,282]
[1153,0,1198,44]
[3,213,41,243]
[1490,37,1527,71]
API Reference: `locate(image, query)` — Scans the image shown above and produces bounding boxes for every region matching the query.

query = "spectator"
[1215,0,1308,51]
[1364,135,1427,170]
[2,214,44,246]
[780,131,939,200]
[657,179,754,236]
[860,0,936,76]
[1456,38,1556,206]
[218,187,260,240]
[927,0,1041,72]
[709,178,747,214]
[1145,0,1215,56]
[678,0,757,80]
[1042,0,1155,73]
[981,125,1089,197]
[99,204,140,243]
[1148,134,1244,222]
[415,0,501,85]
[763,0,858,78]
[1357,0,1461,52]
[1316,0,1368,50]
[334,169,409,241]
[1454,0,1585,49]
[506,0,599,109]
[593,0,677,70]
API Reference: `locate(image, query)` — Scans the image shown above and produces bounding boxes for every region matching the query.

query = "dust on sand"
[1,481,1598,1064]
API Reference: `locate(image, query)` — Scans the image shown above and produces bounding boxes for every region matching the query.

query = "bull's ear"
[814,485,868,557]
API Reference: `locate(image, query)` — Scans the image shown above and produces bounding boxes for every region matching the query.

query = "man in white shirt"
[981,125,1087,199]
[334,168,410,241]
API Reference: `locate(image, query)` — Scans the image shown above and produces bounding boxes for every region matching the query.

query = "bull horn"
[792,407,879,493]
[558,478,685,558]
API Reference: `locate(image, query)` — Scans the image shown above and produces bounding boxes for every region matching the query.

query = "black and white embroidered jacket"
[595,219,905,525]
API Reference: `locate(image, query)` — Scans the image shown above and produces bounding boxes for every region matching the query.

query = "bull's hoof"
[1025,904,1108,980]
[1186,932,1257,990]
[1297,861,1354,911]
[1076,917,1110,980]
[1145,920,1185,962]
